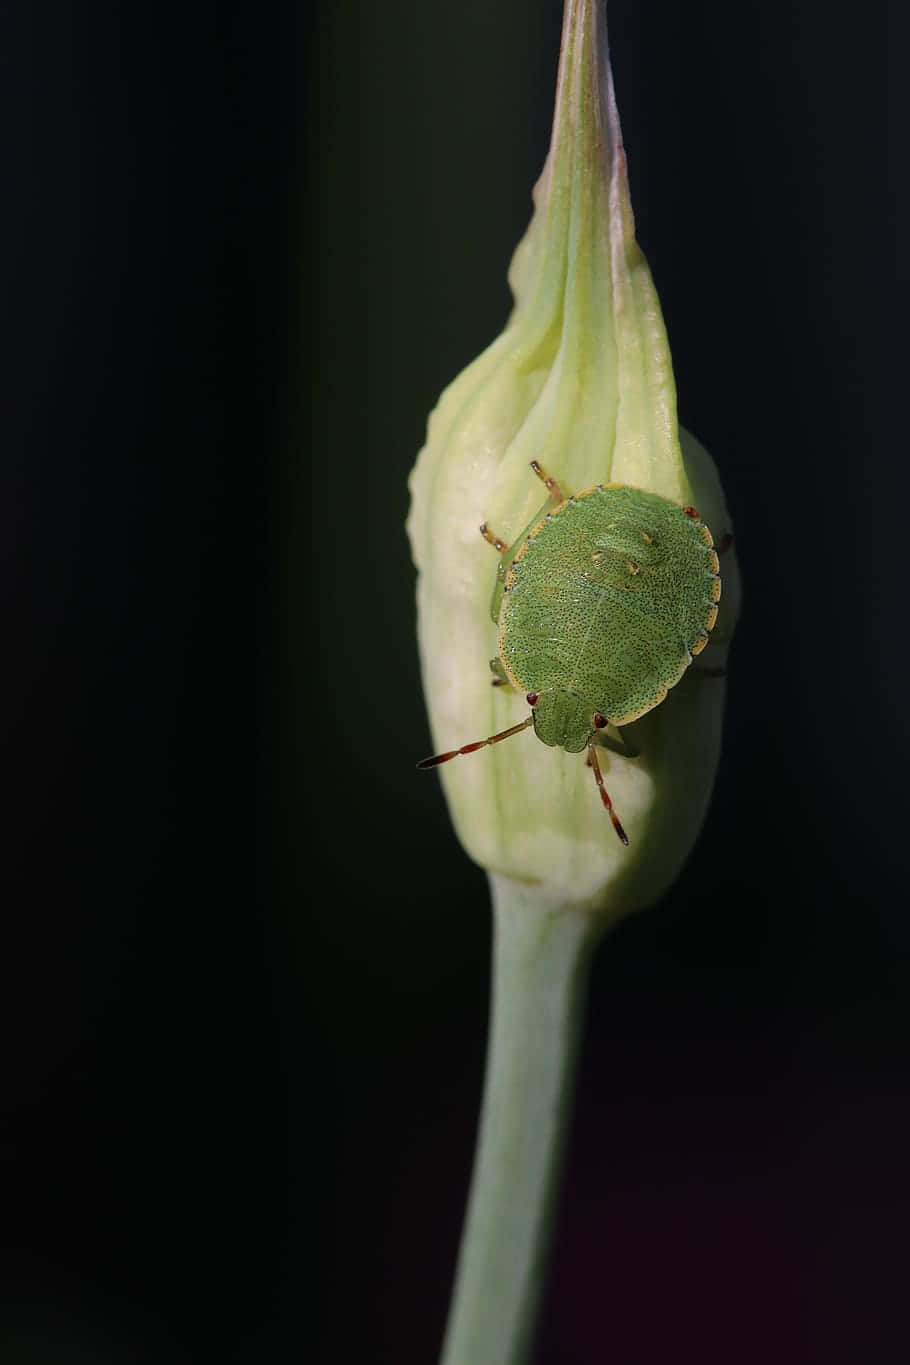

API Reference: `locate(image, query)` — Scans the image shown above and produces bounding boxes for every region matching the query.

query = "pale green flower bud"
[407,0,740,926]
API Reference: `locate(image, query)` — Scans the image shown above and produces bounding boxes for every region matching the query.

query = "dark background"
[4,0,910,1361]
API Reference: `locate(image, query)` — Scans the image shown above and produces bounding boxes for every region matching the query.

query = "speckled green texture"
[497,484,720,742]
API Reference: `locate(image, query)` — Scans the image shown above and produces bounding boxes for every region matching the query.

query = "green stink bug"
[418,461,725,845]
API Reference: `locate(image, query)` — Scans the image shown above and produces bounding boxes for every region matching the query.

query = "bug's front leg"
[489,657,515,688]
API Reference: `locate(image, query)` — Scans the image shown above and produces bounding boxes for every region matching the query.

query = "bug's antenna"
[587,741,629,845]
[417,717,534,769]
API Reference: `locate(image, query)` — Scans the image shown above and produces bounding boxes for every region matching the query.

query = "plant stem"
[439,877,599,1365]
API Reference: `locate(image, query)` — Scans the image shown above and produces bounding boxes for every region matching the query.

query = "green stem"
[439,877,599,1365]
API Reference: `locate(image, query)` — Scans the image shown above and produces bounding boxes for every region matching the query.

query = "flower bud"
[407,0,740,924]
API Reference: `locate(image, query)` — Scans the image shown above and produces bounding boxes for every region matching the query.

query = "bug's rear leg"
[529,459,565,504]
[479,522,509,554]
[479,454,566,555]
[480,462,568,623]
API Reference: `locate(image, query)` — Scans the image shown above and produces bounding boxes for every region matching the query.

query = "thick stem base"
[439,878,598,1365]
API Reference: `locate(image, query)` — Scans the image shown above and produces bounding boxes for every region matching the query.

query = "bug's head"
[417,693,628,846]
[526,689,591,755]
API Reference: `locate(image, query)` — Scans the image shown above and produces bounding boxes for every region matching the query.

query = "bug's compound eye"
[592,713,608,729]
[526,692,540,707]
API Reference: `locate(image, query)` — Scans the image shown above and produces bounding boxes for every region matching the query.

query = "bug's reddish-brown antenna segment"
[587,740,629,845]
[417,717,534,769]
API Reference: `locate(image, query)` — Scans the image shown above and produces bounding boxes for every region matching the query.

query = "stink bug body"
[418,461,723,844]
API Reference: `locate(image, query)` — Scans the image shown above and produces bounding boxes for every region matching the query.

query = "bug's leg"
[483,467,566,623]
[417,716,534,770]
[587,742,629,845]
[489,657,514,688]
[479,524,516,626]
[479,522,509,554]
[529,459,565,504]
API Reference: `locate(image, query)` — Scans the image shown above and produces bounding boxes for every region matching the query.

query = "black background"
[5,1,910,1361]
